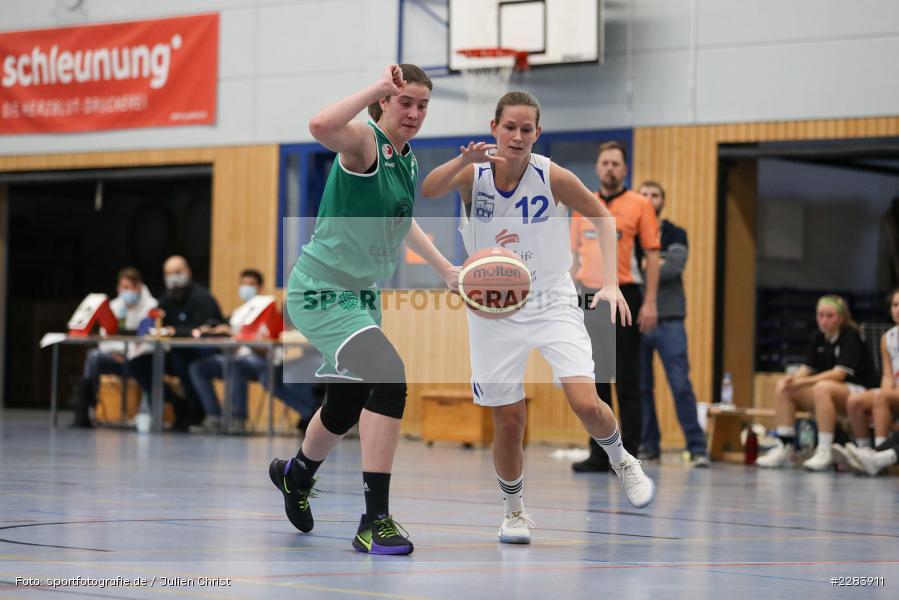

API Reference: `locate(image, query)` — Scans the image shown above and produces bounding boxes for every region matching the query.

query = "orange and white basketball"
[458,247,531,319]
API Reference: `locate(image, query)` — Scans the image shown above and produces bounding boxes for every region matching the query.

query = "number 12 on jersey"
[514,195,549,224]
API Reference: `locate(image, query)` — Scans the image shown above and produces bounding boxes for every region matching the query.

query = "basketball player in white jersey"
[422,91,655,544]
[835,288,899,473]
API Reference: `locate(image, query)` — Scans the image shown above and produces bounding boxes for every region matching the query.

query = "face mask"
[121,290,139,307]
[239,285,258,302]
[165,273,189,290]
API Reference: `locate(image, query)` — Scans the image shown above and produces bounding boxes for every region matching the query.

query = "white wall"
[1,0,898,155]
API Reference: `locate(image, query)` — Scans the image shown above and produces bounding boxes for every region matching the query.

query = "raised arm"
[421,142,502,199]
[308,65,404,170]
[551,164,631,325]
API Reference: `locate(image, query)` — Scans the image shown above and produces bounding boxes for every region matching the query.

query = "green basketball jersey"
[296,120,417,286]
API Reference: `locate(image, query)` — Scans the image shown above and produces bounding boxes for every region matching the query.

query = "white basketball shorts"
[467,289,595,407]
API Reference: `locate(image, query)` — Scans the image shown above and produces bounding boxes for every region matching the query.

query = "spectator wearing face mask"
[73,267,157,428]
[139,255,224,430]
[189,269,323,434]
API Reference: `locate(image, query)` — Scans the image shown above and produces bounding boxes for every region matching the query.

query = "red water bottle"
[744,428,759,464]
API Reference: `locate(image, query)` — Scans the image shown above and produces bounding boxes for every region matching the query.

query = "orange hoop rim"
[455,47,530,71]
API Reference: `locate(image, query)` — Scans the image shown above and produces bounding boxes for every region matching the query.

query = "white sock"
[497,473,524,514]
[817,432,834,451]
[594,427,626,464]
[855,438,871,449]
[875,449,898,471]
[875,436,887,447]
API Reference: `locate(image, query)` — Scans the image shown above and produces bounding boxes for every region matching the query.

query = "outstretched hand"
[459,142,505,165]
[591,285,632,326]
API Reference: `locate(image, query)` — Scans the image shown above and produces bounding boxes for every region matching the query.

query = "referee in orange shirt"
[570,141,660,472]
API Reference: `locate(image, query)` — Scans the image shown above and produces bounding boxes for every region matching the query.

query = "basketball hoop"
[455,48,529,122]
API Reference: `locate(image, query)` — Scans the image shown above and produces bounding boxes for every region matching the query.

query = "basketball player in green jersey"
[269,64,457,555]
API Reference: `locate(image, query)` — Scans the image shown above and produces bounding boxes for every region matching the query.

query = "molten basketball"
[458,247,531,319]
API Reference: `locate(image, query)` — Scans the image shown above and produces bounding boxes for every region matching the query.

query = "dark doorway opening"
[4,167,212,409]
[715,138,899,406]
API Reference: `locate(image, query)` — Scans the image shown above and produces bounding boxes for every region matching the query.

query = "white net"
[456,52,519,123]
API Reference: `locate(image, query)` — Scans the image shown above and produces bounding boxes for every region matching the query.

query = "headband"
[817,297,844,315]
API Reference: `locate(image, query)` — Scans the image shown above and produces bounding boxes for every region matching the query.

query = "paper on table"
[40,333,67,349]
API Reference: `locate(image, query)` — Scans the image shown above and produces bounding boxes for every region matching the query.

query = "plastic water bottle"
[721,372,734,406]
[797,418,817,452]
[135,392,151,434]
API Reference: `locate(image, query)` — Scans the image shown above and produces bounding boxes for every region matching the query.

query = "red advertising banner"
[0,13,218,134]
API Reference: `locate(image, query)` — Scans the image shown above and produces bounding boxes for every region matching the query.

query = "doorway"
[716,138,899,406]
[2,166,212,410]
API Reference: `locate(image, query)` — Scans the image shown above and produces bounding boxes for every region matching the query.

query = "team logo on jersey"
[392,199,412,233]
[382,143,394,159]
[475,191,494,223]
[495,229,519,248]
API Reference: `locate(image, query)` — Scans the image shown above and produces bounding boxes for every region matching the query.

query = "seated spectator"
[834,288,899,468]
[127,255,223,431]
[231,347,326,433]
[189,269,322,433]
[757,295,878,470]
[73,267,157,428]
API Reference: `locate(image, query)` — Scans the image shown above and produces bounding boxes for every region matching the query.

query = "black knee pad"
[365,381,407,419]
[337,327,407,418]
[319,382,370,435]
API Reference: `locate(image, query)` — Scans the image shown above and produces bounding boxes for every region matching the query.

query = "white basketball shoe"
[612,455,656,509]
[499,510,535,544]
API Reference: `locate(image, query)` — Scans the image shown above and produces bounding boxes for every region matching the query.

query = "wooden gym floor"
[1,410,896,599]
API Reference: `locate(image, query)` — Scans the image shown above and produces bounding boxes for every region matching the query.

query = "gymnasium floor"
[1,410,895,599]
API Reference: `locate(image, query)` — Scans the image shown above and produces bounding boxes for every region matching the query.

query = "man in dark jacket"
[157,255,224,427]
[636,182,709,467]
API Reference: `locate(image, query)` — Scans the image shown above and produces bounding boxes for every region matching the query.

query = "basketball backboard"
[399,0,603,75]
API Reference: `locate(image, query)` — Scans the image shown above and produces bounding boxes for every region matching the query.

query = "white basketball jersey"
[885,326,899,384]
[459,154,572,293]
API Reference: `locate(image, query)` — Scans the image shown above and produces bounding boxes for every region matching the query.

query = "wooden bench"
[420,391,530,447]
[706,405,810,462]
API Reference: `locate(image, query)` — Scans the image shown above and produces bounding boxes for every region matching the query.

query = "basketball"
[458,247,531,318]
